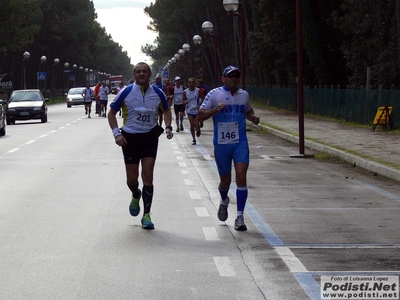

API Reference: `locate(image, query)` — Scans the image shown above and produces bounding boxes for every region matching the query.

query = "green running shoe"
[129,190,141,217]
[141,213,154,229]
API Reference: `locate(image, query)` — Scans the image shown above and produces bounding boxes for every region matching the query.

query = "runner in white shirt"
[108,62,173,230]
[182,77,203,145]
[172,76,185,132]
[81,83,93,118]
[198,65,260,231]
[99,81,109,117]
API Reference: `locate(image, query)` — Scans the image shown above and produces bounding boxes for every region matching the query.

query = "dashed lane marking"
[203,227,219,241]
[213,257,236,277]
[195,207,209,217]
[189,191,201,200]
[184,179,193,185]
[8,148,20,153]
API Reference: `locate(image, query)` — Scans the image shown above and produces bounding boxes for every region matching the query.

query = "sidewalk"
[252,108,400,182]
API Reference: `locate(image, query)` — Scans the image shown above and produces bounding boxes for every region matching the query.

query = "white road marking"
[179,162,187,167]
[181,170,188,175]
[189,191,201,199]
[40,134,47,137]
[184,179,193,185]
[203,227,219,240]
[26,140,35,145]
[195,207,209,217]
[274,247,307,273]
[8,148,20,153]
[174,151,181,154]
[214,257,236,277]
[203,155,212,160]
[176,156,183,160]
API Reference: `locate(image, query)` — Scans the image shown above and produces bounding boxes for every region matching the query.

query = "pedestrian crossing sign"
[37,72,46,80]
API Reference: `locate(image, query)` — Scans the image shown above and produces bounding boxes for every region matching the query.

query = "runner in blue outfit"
[108,62,174,229]
[198,65,260,231]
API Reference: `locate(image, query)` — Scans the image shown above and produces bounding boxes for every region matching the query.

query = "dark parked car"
[6,89,48,124]
[0,99,6,136]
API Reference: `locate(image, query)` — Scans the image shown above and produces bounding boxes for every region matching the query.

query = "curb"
[252,122,400,182]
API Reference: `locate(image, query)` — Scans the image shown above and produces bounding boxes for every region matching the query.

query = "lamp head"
[202,21,214,34]
[193,35,202,45]
[223,0,239,12]
[23,51,30,60]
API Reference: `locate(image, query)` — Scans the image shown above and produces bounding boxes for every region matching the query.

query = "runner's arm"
[245,109,260,125]
[108,108,127,146]
[198,103,226,122]
[163,108,174,140]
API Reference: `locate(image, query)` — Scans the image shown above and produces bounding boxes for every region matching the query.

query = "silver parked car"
[66,87,94,108]
[6,89,48,125]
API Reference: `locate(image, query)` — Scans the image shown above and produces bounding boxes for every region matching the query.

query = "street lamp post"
[37,55,47,90]
[182,43,193,78]
[52,58,59,103]
[193,35,204,80]
[223,0,245,89]
[89,69,93,85]
[85,68,88,85]
[174,53,181,78]
[79,66,83,86]
[22,51,30,89]
[63,62,69,101]
[167,60,172,79]
[202,21,218,88]
[72,64,77,87]
[296,0,305,155]
[178,49,186,79]
[171,57,177,79]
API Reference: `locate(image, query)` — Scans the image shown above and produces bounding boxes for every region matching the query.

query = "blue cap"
[223,65,241,77]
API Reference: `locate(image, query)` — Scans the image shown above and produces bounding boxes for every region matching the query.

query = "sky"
[91,0,158,65]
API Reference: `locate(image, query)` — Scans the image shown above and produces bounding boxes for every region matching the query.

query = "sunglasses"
[226,73,240,79]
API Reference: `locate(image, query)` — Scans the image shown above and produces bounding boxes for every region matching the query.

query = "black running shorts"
[121,128,161,164]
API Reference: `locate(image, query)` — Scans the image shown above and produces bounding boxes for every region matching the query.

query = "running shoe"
[196,128,201,137]
[217,197,229,221]
[192,140,196,145]
[180,124,184,131]
[199,121,204,128]
[234,215,247,231]
[129,190,142,217]
[141,213,154,229]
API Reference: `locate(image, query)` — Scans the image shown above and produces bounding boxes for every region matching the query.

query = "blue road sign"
[37,72,46,80]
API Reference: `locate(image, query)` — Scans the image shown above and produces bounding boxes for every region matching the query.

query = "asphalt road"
[0,99,399,300]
